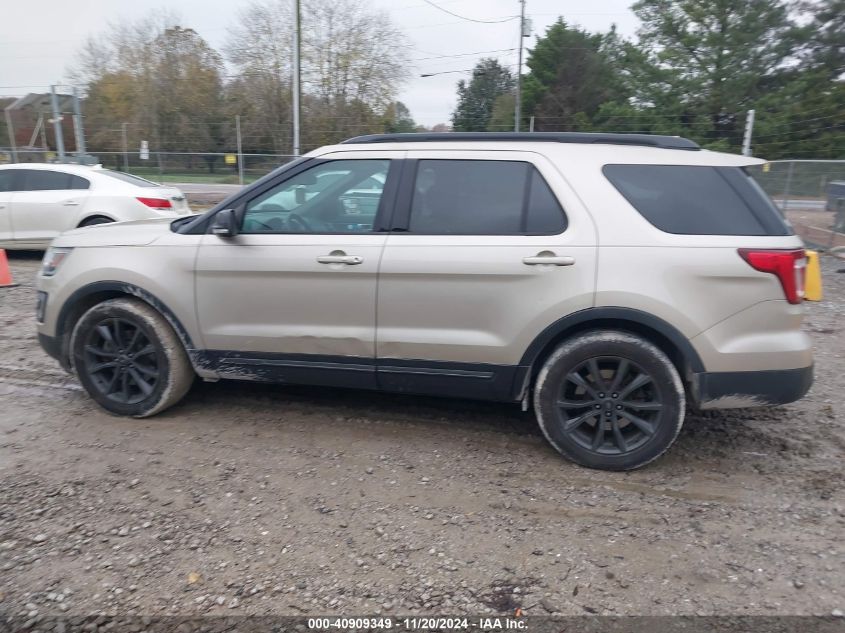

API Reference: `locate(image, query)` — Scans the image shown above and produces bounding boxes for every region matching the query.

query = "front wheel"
[70,298,194,417]
[533,330,685,471]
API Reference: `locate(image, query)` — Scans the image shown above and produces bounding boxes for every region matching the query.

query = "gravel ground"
[0,251,843,619]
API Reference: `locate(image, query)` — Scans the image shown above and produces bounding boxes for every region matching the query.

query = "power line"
[410,47,517,61]
[418,0,518,24]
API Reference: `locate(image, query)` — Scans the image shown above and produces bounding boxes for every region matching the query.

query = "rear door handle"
[317,254,363,265]
[523,255,575,266]
[63,200,81,206]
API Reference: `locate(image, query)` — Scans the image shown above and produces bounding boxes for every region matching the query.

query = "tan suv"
[35,133,813,470]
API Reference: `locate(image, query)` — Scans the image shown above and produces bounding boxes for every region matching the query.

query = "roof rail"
[341,132,701,151]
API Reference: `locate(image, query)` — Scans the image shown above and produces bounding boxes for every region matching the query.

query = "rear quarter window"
[603,164,792,236]
[71,175,90,190]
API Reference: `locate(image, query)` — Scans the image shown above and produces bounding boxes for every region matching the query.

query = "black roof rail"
[341,132,700,151]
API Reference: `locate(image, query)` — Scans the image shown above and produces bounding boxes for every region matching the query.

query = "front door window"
[242,159,389,234]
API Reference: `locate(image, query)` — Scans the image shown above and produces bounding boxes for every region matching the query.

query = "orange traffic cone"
[0,249,16,288]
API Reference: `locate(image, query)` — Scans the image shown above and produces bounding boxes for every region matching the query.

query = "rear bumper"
[691,365,813,409]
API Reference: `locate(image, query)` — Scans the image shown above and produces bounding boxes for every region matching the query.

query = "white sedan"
[0,163,192,249]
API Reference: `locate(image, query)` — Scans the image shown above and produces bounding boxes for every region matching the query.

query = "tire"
[70,298,194,417]
[79,216,114,227]
[533,330,685,471]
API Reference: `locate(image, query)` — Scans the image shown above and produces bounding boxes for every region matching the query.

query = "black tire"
[533,330,685,471]
[70,298,194,417]
[79,216,114,227]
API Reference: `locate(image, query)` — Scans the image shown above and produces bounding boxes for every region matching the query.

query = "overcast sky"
[0,0,639,126]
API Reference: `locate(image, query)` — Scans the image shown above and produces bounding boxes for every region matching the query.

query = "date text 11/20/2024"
[307,617,528,630]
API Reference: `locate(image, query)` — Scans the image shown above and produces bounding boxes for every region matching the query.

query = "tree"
[382,102,417,133]
[72,15,225,157]
[752,74,845,159]
[522,20,627,132]
[302,0,408,110]
[792,0,844,78]
[487,93,515,131]
[225,0,295,152]
[631,0,796,146]
[152,27,225,153]
[451,58,515,131]
[228,0,409,151]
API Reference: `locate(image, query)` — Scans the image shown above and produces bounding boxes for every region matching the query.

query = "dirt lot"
[0,251,843,620]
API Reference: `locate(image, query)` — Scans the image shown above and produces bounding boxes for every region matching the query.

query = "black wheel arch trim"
[54,281,197,364]
[519,307,706,375]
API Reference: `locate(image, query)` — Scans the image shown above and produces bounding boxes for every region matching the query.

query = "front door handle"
[523,254,575,266]
[317,254,363,265]
[63,200,81,206]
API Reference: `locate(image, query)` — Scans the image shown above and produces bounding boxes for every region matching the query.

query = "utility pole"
[121,122,129,172]
[292,0,301,156]
[741,108,755,157]
[49,85,66,161]
[235,115,244,186]
[72,86,86,157]
[514,0,527,132]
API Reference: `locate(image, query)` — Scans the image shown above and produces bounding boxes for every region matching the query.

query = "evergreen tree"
[631,0,796,147]
[522,19,626,131]
[451,59,515,132]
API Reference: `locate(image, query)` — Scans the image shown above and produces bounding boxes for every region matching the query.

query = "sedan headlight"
[41,247,74,277]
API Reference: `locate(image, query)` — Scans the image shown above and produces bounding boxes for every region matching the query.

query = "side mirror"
[211,209,239,237]
[294,185,307,205]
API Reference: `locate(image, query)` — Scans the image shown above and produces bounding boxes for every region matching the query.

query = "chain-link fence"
[748,160,845,249]
[0,149,297,185]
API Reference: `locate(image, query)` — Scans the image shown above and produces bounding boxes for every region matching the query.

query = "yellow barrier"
[805,250,822,301]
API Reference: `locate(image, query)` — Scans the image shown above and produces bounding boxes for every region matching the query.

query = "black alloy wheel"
[534,330,685,471]
[556,356,663,456]
[71,298,194,417]
[82,317,160,404]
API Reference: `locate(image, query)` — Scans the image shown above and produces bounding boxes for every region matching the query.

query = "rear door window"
[603,164,792,236]
[408,160,567,235]
[20,170,74,192]
[0,170,14,192]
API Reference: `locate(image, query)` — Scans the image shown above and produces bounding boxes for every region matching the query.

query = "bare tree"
[226,1,295,152]
[302,0,408,109]
[70,15,225,156]
[226,0,410,150]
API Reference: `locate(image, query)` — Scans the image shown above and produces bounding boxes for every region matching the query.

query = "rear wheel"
[78,216,113,227]
[70,298,194,417]
[533,330,685,471]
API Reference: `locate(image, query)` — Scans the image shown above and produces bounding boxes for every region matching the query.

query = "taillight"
[738,248,807,304]
[137,197,172,209]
